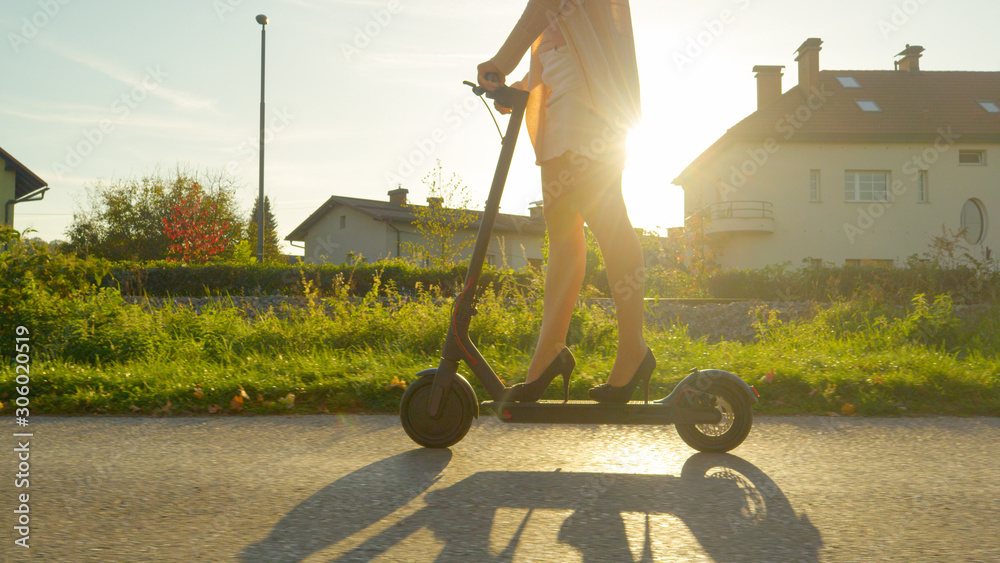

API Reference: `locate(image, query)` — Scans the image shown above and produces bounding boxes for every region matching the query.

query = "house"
[1,146,49,227]
[674,39,1000,270]
[285,188,546,269]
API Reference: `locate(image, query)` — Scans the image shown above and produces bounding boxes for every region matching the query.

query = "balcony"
[695,201,774,235]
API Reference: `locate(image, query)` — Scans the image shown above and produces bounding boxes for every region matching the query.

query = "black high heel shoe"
[588,349,656,404]
[504,348,575,402]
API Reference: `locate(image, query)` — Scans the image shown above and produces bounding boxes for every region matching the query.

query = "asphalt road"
[2,414,999,562]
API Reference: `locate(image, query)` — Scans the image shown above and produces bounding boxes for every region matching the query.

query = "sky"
[2,0,998,253]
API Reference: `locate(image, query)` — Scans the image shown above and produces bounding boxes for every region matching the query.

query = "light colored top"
[490,0,642,164]
[538,19,566,53]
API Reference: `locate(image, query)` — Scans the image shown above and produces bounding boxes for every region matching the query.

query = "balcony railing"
[691,201,774,235]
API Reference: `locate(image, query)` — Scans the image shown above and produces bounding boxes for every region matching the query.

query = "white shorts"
[538,46,625,167]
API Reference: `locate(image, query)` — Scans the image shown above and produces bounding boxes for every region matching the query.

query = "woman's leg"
[525,154,587,383]
[576,160,648,387]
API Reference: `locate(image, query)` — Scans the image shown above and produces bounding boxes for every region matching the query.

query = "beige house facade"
[675,39,1000,270]
[286,188,546,269]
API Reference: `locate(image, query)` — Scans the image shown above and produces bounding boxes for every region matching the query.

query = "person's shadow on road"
[242,452,821,562]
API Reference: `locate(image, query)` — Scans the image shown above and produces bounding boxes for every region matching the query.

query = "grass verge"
[2,294,998,417]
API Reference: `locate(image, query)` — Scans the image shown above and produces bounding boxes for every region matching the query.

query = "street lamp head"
[256,14,268,25]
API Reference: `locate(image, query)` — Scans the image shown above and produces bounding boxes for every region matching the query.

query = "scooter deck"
[481,400,723,425]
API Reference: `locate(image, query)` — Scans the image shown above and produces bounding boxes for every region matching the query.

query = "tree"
[162,184,231,263]
[403,161,477,268]
[682,214,720,283]
[245,195,281,262]
[65,166,244,261]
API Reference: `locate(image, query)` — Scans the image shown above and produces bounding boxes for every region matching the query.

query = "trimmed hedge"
[707,263,999,304]
[103,259,998,303]
[108,260,540,298]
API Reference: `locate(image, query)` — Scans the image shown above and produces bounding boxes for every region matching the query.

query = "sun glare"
[622,97,687,234]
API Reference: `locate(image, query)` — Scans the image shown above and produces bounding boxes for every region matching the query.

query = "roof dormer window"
[836,76,861,88]
[856,100,881,112]
[978,101,1000,113]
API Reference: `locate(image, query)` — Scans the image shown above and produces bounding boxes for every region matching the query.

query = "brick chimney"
[895,44,924,72]
[753,65,785,110]
[426,196,444,208]
[794,38,823,94]
[528,200,544,221]
[388,187,408,205]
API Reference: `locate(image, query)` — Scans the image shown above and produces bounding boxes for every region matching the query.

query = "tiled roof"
[675,69,1000,184]
[285,195,545,241]
[0,146,47,199]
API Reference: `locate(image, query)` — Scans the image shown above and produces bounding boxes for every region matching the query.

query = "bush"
[49,289,161,364]
[1,227,113,361]
[99,256,1000,303]
[706,262,999,304]
[108,260,533,298]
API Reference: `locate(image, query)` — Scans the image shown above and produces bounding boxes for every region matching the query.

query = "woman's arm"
[490,0,564,75]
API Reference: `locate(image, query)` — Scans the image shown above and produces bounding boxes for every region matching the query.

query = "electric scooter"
[398,77,759,452]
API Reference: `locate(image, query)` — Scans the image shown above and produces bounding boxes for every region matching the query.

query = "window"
[978,101,1000,113]
[809,170,821,202]
[856,100,881,112]
[960,199,987,245]
[959,150,985,165]
[917,170,928,203]
[837,76,861,88]
[339,215,346,229]
[844,171,889,202]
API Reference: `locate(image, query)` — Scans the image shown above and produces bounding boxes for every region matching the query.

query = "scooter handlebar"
[463,75,528,112]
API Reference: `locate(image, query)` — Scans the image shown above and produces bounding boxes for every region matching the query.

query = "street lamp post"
[256,14,268,263]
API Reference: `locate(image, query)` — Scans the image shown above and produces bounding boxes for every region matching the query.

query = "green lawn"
[3,288,998,417]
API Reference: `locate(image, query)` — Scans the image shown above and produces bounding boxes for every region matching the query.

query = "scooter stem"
[429,84,530,418]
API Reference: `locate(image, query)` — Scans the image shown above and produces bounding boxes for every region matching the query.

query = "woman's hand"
[492,79,527,115]
[477,61,506,92]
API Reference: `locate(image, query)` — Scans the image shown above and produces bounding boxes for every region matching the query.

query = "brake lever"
[464,72,503,97]
[463,77,506,143]
[463,80,488,97]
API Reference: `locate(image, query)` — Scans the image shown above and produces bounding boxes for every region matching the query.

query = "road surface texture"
[2,415,998,562]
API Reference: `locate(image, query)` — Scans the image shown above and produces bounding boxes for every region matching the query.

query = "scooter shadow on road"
[242,451,821,562]
[241,448,452,562]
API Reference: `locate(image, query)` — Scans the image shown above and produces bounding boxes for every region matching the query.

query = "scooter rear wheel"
[400,373,475,448]
[675,378,753,453]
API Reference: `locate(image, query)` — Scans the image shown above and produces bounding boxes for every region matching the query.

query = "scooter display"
[399,78,758,452]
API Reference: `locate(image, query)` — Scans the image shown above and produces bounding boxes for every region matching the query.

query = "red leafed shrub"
[162,185,230,263]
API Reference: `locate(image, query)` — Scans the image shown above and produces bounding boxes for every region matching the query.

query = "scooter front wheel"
[400,373,475,448]
[675,378,753,453]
